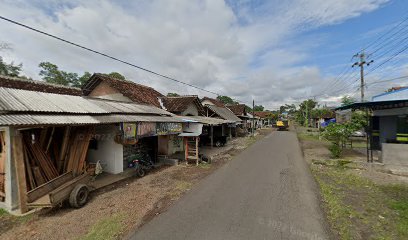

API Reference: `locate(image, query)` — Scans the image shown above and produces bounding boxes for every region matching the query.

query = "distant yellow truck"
[276,120,288,131]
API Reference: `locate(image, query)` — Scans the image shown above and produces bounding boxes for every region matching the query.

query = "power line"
[366,75,408,86]
[358,13,408,54]
[0,15,221,96]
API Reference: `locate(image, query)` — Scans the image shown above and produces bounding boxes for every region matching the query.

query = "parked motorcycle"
[126,151,154,177]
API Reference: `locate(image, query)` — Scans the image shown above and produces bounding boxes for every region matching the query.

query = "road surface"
[130,131,330,240]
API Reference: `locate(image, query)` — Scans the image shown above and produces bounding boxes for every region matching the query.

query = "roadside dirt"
[0,128,272,240]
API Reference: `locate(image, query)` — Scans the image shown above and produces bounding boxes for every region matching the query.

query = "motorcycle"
[127,151,154,177]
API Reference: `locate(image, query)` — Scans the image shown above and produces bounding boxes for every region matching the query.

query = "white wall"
[87,125,123,174]
[181,103,199,116]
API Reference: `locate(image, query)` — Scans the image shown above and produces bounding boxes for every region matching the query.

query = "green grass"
[80,214,125,240]
[312,164,408,240]
[0,208,9,216]
[297,132,324,142]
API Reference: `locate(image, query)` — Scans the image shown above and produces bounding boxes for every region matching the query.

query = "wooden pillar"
[229,126,232,139]
[184,137,188,165]
[195,137,199,166]
[12,132,28,214]
[210,126,214,149]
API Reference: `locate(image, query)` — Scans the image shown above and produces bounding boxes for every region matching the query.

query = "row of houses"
[0,73,272,213]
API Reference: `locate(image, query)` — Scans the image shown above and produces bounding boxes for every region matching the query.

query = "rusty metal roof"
[180,116,234,125]
[0,87,170,115]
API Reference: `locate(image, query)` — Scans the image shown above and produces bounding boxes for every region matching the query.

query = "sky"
[1,0,408,109]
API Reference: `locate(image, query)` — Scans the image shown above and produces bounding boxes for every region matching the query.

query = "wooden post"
[210,126,213,149]
[12,132,28,213]
[195,137,199,166]
[229,126,232,139]
[184,137,188,165]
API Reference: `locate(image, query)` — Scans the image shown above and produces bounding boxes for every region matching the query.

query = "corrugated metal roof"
[0,87,170,115]
[180,116,233,125]
[0,114,184,126]
[206,105,242,122]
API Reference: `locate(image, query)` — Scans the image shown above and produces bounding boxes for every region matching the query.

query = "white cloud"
[0,0,388,109]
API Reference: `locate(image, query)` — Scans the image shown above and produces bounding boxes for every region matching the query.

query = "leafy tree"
[253,105,264,111]
[39,62,75,86]
[108,72,125,80]
[284,104,296,114]
[295,99,317,126]
[341,96,356,106]
[39,61,126,88]
[0,57,22,77]
[279,105,287,114]
[70,71,92,88]
[167,93,180,97]
[217,95,238,105]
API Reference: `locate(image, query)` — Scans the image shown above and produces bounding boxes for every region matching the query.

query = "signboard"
[122,123,136,140]
[137,122,156,138]
[156,123,182,135]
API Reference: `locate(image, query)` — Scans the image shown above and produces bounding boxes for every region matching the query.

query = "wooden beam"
[12,133,28,213]
[210,126,214,149]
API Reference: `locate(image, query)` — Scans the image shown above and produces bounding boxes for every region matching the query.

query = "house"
[336,90,408,167]
[201,97,225,107]
[0,75,82,95]
[310,110,336,129]
[82,73,163,107]
[253,111,272,128]
[227,104,253,135]
[0,84,184,213]
[159,95,205,116]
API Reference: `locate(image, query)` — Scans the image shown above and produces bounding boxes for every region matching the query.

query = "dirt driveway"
[0,129,272,240]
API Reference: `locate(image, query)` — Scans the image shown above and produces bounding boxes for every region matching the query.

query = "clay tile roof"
[254,111,270,118]
[226,104,246,116]
[0,75,82,95]
[201,97,225,107]
[160,96,205,115]
[82,73,164,107]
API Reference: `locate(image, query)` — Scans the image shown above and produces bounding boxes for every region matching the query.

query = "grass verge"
[312,162,408,240]
[80,214,125,240]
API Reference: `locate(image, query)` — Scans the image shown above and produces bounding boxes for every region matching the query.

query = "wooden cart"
[27,172,92,209]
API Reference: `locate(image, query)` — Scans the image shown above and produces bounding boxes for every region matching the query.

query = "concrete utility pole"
[352,51,373,102]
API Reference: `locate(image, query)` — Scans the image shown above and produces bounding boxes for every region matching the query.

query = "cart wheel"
[215,140,222,147]
[137,167,145,177]
[69,184,89,208]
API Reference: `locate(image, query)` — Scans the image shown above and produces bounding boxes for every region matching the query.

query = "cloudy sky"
[1,0,408,109]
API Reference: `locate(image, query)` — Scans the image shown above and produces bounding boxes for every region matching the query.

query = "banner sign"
[122,123,136,140]
[137,122,156,138]
[156,122,182,135]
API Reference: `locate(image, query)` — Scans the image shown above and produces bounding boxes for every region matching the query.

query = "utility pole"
[352,51,373,102]
[252,99,255,137]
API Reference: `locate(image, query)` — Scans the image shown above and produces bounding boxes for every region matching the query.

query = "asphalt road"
[130,131,330,240]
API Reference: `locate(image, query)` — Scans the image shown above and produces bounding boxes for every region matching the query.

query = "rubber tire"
[215,140,222,147]
[136,167,145,177]
[69,184,89,208]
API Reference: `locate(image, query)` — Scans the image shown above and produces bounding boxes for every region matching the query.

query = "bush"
[328,143,342,158]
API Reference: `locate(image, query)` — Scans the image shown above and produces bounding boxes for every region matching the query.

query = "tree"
[39,62,75,86]
[296,99,317,126]
[341,96,356,106]
[217,95,237,105]
[253,105,264,111]
[167,93,180,97]
[0,57,22,77]
[108,72,125,80]
[39,61,126,88]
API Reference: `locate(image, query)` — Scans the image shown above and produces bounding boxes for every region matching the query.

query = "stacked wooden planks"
[22,126,94,192]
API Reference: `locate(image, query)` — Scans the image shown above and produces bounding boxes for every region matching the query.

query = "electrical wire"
[0,15,221,96]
